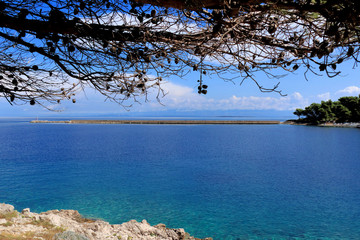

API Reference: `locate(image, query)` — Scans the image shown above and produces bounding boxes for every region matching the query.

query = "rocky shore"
[283,120,360,128]
[0,203,212,240]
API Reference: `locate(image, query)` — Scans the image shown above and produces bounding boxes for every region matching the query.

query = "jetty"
[30,120,281,125]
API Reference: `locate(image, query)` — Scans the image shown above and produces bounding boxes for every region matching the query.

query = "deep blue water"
[0,120,360,239]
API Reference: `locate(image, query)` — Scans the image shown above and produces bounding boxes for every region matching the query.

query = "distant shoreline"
[30,120,281,125]
[284,120,360,128]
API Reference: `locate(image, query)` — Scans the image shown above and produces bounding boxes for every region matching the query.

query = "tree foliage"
[1,0,360,108]
[293,95,360,124]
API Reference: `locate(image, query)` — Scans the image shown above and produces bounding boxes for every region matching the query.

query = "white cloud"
[336,86,360,96]
[161,82,195,98]
[149,82,309,111]
[317,92,331,101]
[1,80,310,115]
[292,92,304,100]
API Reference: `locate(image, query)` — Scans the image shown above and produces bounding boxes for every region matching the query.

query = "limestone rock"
[0,203,212,240]
[0,203,15,214]
[21,208,30,214]
[54,231,90,240]
[155,223,167,229]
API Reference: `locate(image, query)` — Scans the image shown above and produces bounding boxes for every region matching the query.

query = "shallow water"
[0,120,360,239]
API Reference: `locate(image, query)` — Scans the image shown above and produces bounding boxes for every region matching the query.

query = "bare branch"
[0,0,359,108]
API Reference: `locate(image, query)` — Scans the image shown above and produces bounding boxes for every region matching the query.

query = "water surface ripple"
[0,121,359,239]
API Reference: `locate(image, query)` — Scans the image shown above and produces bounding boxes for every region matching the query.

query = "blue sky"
[1,60,359,118]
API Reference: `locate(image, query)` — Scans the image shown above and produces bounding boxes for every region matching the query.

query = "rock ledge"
[0,203,212,240]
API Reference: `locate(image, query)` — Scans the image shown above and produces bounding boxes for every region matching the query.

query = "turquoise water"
[0,120,360,239]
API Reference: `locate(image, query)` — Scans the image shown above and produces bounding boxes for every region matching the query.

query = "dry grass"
[0,211,18,228]
[0,221,13,227]
[0,232,35,240]
[0,227,66,240]
[73,214,96,223]
[38,227,67,240]
[0,211,18,221]
[1,210,66,240]
[28,218,55,230]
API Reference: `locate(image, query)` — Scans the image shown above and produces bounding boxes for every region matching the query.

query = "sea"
[0,118,360,240]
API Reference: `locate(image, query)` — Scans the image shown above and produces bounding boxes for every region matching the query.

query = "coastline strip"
[30,120,281,125]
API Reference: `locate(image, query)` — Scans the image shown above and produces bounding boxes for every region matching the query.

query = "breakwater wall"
[30,120,281,125]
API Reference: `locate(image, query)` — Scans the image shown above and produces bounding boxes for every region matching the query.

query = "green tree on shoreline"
[293,95,360,124]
